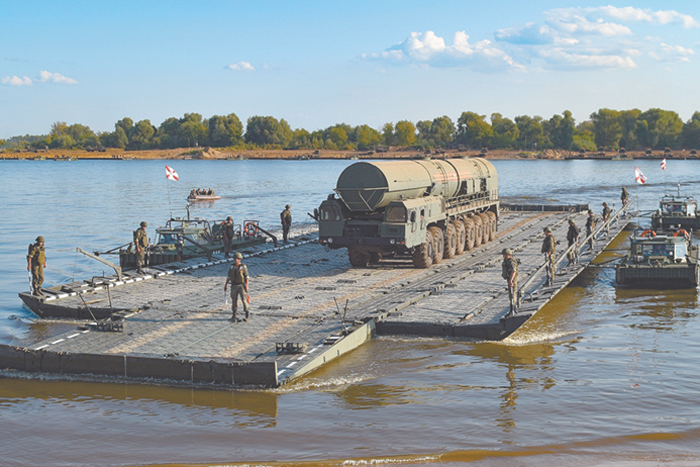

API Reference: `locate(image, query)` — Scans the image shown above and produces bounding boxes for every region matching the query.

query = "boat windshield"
[158,233,183,245]
[637,243,674,258]
[662,203,686,214]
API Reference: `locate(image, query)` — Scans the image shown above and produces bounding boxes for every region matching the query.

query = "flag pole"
[166,177,173,219]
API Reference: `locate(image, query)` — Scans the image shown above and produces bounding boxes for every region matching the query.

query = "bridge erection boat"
[651,186,700,231]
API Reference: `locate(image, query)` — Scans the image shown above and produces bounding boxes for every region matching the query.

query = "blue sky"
[2,0,699,138]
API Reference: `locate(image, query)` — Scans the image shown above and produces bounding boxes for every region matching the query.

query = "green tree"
[129,120,156,149]
[394,120,416,147]
[382,122,395,146]
[490,113,518,148]
[682,112,700,149]
[635,108,683,149]
[515,115,545,150]
[354,125,381,150]
[572,121,597,151]
[244,116,292,147]
[590,108,622,149]
[207,113,243,147]
[325,124,352,149]
[179,113,207,147]
[430,115,455,147]
[416,120,433,147]
[545,110,575,149]
[456,112,492,148]
[619,109,641,149]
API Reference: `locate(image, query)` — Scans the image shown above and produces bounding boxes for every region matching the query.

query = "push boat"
[615,228,700,288]
[650,185,699,231]
[187,194,221,201]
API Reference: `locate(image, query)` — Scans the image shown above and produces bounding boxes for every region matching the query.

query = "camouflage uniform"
[566,221,580,265]
[602,203,612,235]
[134,223,148,273]
[280,205,292,243]
[27,238,46,296]
[541,230,556,284]
[222,217,235,258]
[621,187,629,211]
[227,259,250,319]
[586,212,597,249]
[501,251,518,313]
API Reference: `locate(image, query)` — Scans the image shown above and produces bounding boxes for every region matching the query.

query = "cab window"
[320,205,341,221]
[385,206,407,222]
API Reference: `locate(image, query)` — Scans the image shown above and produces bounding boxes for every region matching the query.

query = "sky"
[2,0,700,138]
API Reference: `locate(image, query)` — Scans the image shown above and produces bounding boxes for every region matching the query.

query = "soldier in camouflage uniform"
[541,226,556,285]
[134,221,148,274]
[620,187,629,215]
[501,248,518,314]
[602,202,612,236]
[566,219,580,265]
[224,252,250,322]
[222,216,235,258]
[27,236,47,296]
[280,204,292,243]
[585,210,597,249]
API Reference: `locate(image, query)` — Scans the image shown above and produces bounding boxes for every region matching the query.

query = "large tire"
[463,218,476,251]
[472,215,483,247]
[412,231,434,268]
[429,226,444,264]
[369,252,382,264]
[454,220,466,255]
[487,211,497,241]
[348,247,370,267]
[444,223,457,259]
[479,213,491,244]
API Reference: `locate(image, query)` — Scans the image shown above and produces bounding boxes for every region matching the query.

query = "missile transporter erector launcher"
[317,157,499,268]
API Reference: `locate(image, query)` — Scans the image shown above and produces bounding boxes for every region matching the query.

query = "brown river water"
[1,159,699,467]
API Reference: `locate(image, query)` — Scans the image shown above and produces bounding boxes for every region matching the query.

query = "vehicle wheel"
[454,221,466,255]
[412,231,434,268]
[429,226,444,264]
[479,213,491,243]
[348,247,370,267]
[369,252,382,264]
[472,215,483,247]
[487,211,497,241]
[444,223,457,259]
[463,218,475,251]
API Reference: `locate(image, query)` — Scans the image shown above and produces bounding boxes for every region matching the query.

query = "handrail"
[76,247,123,282]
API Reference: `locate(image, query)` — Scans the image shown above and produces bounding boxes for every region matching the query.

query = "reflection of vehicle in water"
[651,185,699,231]
[615,228,700,288]
[118,208,273,268]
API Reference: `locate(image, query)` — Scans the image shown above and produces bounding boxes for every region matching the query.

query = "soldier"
[222,216,235,258]
[620,187,629,210]
[224,252,249,322]
[541,226,556,286]
[27,236,47,296]
[566,219,580,265]
[280,204,292,243]
[501,248,518,314]
[602,202,612,236]
[585,209,597,249]
[133,221,148,274]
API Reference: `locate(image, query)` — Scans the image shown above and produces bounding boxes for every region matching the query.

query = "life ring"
[674,229,690,239]
[640,230,656,237]
[244,222,259,237]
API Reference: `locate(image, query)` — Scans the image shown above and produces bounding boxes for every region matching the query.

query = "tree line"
[4,108,700,153]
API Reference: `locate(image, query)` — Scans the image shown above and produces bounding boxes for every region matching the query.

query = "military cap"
[226,216,233,221]
[569,219,575,224]
[36,236,45,243]
[588,209,594,214]
[502,248,512,255]
[603,202,608,206]
[234,252,243,259]
[285,204,291,209]
[140,221,148,227]
[544,226,552,233]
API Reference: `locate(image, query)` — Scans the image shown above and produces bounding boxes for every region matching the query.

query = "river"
[1,158,699,467]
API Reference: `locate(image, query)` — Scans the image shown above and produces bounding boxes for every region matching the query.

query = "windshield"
[385,206,407,222]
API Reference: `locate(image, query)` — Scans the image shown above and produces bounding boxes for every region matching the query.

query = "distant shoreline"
[1,147,696,161]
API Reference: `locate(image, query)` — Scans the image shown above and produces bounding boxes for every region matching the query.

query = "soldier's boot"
[230,312,237,322]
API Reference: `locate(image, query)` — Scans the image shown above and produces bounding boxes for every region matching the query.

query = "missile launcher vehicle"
[316,157,499,268]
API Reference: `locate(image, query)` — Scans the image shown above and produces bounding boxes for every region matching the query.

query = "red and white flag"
[634,166,647,184]
[165,165,179,181]
[660,158,667,170]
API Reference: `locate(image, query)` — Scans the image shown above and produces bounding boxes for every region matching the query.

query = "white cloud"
[545,9,632,37]
[37,70,78,84]
[227,61,255,72]
[1,75,32,86]
[649,43,695,62]
[595,6,699,29]
[366,30,524,72]
[496,23,555,45]
[539,48,637,69]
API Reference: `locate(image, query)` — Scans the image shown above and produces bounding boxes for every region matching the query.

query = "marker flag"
[661,158,667,170]
[165,165,179,181]
[634,166,647,184]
